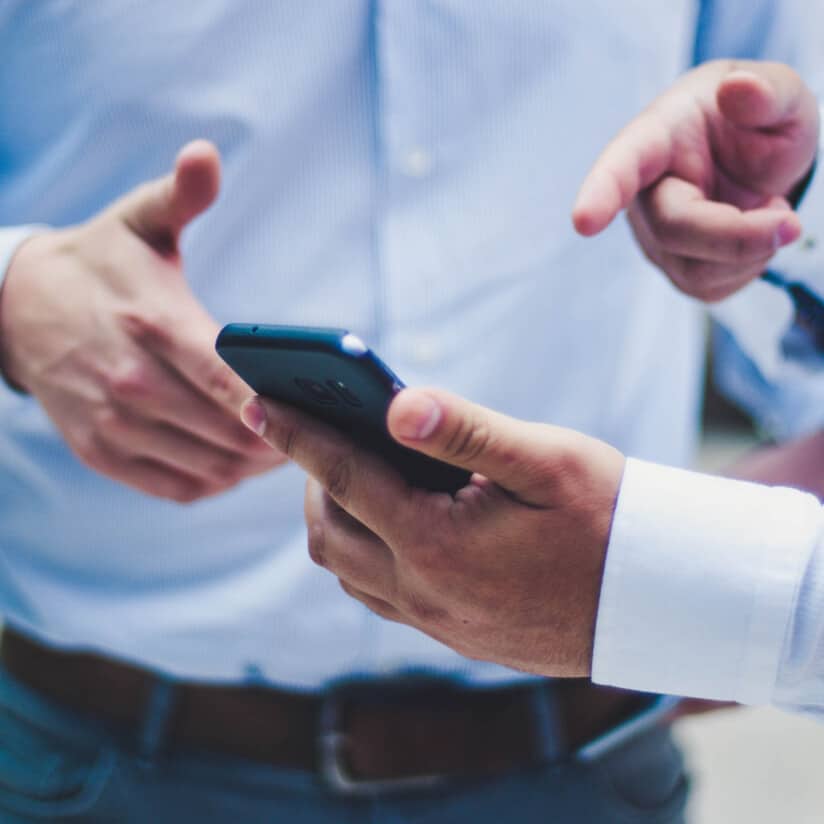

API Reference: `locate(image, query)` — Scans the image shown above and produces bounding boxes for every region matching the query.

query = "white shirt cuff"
[592,457,822,705]
[0,225,46,291]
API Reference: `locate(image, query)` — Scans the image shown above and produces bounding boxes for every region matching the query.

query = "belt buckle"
[317,679,448,797]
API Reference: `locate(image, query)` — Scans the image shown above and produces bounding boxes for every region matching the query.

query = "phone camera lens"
[327,380,363,407]
[294,378,338,405]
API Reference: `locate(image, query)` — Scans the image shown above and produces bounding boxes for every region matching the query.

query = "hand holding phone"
[216,324,470,493]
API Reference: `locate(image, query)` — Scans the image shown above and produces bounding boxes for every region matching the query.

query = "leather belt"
[0,628,654,794]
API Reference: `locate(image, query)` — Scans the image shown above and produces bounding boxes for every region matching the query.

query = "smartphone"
[215,324,471,494]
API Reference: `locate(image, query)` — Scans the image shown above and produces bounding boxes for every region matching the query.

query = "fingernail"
[776,219,801,247]
[395,393,442,440]
[240,398,267,437]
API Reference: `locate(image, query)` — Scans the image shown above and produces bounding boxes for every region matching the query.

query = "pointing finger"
[572,110,672,236]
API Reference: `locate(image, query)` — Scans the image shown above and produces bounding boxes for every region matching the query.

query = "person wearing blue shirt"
[0,2,822,822]
[242,52,824,722]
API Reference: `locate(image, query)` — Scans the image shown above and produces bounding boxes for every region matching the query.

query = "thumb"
[717,64,810,130]
[116,139,221,252]
[716,63,819,193]
[387,387,585,505]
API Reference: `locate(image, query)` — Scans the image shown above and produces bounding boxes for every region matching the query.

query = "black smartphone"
[215,324,470,494]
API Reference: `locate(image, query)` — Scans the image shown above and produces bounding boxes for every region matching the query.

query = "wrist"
[582,448,625,675]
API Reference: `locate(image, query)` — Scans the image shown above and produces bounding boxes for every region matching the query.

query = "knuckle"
[399,587,449,626]
[733,231,768,262]
[668,276,702,300]
[441,415,491,465]
[652,211,685,248]
[744,142,783,181]
[90,406,126,438]
[169,483,206,504]
[307,524,327,568]
[277,419,301,461]
[72,432,106,469]
[667,259,706,299]
[339,581,395,622]
[732,233,752,261]
[679,258,713,285]
[324,454,353,506]
[210,454,246,485]
[338,578,359,602]
[551,440,589,489]
[204,361,240,403]
[170,473,215,503]
[231,428,271,460]
[105,359,153,401]
[680,260,735,301]
[117,310,172,351]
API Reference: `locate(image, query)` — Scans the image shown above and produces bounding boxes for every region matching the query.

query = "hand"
[0,140,285,502]
[242,388,624,677]
[573,60,820,301]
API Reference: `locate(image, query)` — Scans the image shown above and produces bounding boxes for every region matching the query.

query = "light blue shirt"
[0,1,822,691]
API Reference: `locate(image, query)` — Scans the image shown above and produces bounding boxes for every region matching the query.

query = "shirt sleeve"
[592,457,824,709]
[0,225,44,291]
[0,226,47,388]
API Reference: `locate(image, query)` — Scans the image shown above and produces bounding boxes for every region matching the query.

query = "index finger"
[123,306,257,418]
[242,396,422,543]
[572,110,673,237]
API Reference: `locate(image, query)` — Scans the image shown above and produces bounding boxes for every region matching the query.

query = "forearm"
[726,429,824,499]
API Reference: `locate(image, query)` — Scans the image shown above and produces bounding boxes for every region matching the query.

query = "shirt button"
[401,147,433,178]
[410,336,441,365]
[801,235,818,251]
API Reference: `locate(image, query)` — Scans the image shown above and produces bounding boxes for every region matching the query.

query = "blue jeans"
[0,664,689,823]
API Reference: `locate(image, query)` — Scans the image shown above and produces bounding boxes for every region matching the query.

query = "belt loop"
[530,681,566,763]
[137,675,177,764]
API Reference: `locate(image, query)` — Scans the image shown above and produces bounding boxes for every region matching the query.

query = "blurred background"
[677,706,824,824]
[679,350,824,823]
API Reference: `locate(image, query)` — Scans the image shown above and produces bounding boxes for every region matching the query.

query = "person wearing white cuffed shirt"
[1,1,824,823]
[243,35,824,715]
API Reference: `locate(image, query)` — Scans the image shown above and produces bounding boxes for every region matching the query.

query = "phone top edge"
[215,323,406,391]
[217,323,352,353]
